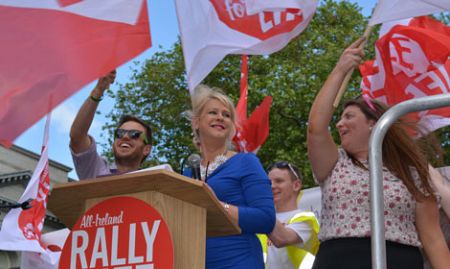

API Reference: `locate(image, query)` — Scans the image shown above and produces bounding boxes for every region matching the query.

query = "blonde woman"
[184,85,276,268]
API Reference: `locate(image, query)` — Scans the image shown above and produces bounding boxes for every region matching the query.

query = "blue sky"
[14,0,377,179]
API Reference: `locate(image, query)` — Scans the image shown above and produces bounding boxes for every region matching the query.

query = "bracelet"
[89,94,102,102]
[223,202,230,211]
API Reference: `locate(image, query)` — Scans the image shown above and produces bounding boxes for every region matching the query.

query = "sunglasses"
[267,161,300,180]
[114,129,149,145]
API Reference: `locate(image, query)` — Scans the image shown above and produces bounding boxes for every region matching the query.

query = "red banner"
[0,1,151,146]
[233,55,272,153]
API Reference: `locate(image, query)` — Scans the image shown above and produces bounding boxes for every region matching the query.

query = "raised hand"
[93,70,116,96]
[334,37,366,75]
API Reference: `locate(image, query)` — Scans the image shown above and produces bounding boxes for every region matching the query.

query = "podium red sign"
[59,196,174,269]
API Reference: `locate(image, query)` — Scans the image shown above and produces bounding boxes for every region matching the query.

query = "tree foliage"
[103,0,380,188]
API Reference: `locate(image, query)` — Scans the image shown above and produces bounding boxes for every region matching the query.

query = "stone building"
[0,145,72,268]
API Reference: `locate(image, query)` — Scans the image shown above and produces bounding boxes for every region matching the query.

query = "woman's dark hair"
[342,96,437,201]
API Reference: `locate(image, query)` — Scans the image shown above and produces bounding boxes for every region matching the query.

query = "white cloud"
[52,102,103,135]
[52,103,76,133]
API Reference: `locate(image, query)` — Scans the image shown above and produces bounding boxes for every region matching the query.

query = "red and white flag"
[369,0,449,26]
[0,114,52,254]
[360,16,450,132]
[0,0,151,147]
[233,55,272,153]
[175,0,317,92]
[21,228,70,269]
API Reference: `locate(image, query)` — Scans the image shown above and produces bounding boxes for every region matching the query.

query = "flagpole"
[332,25,374,108]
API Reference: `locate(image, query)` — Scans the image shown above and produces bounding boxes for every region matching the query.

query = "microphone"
[20,198,34,210]
[0,198,34,210]
[187,153,201,180]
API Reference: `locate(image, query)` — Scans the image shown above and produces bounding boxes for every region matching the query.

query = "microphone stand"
[0,198,34,211]
[180,156,187,175]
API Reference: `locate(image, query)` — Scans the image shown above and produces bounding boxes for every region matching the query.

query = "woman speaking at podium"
[184,85,276,269]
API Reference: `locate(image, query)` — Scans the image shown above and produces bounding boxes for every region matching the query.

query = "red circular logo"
[210,0,303,40]
[59,197,174,269]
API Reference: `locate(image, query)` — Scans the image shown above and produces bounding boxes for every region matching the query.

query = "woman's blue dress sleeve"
[237,153,275,233]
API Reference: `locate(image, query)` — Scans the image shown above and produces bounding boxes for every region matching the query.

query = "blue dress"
[184,153,276,269]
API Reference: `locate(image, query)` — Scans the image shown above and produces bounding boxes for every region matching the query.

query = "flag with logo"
[0,0,151,147]
[360,16,450,132]
[0,114,52,255]
[369,0,449,25]
[233,55,272,153]
[174,0,317,91]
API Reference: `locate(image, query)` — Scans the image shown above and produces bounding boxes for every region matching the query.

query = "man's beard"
[113,146,143,168]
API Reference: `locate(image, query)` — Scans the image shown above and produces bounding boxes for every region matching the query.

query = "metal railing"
[368,93,450,269]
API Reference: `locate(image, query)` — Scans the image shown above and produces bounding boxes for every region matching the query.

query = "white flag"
[245,0,311,14]
[21,228,70,269]
[175,0,317,92]
[369,0,450,26]
[0,114,51,253]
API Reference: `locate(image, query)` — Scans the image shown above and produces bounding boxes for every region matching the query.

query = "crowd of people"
[69,38,450,268]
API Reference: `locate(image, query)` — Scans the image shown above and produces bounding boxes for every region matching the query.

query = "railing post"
[368,93,450,269]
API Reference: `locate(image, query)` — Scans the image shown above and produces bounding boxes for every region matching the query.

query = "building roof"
[8,144,72,173]
[0,170,32,184]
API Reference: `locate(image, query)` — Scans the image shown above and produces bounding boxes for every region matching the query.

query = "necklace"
[200,151,228,181]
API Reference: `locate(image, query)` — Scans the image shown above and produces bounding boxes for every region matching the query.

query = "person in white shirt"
[265,162,319,269]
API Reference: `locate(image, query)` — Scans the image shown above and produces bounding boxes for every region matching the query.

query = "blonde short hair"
[187,85,237,149]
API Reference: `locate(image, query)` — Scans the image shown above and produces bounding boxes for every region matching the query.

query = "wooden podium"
[47,169,241,269]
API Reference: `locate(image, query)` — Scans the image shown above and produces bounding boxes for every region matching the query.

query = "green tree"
[103,0,378,187]
[432,12,450,166]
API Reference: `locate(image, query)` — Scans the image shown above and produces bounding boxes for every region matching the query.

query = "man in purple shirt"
[70,71,152,179]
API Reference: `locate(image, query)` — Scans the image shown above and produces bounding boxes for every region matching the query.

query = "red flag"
[233,55,272,153]
[235,96,272,153]
[236,55,249,123]
[360,16,450,132]
[0,0,151,146]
